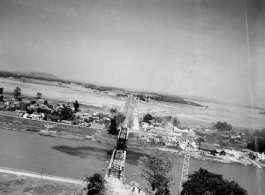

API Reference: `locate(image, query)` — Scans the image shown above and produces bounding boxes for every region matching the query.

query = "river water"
[0,129,264,194]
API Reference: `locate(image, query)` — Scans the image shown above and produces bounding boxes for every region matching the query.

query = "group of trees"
[9,87,81,121]
[138,150,247,195]
[84,173,105,195]
[213,121,232,131]
[143,113,153,124]
[13,87,22,100]
[108,111,125,134]
[246,128,265,153]
[36,92,42,99]
[0,87,3,101]
[139,150,172,194]
[181,168,247,195]
[134,94,148,101]
[172,117,181,128]
[142,113,181,129]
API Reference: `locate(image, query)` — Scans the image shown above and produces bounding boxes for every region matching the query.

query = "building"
[257,152,265,161]
[199,142,217,153]
[130,181,147,195]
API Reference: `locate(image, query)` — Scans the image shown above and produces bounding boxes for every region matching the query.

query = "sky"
[0,0,264,107]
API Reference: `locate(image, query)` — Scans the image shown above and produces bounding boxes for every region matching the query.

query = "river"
[0,129,264,194]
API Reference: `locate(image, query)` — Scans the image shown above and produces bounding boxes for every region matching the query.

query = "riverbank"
[0,127,264,194]
[0,170,84,195]
[0,111,262,169]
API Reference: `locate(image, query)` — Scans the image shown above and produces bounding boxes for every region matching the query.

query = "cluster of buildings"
[0,98,110,128]
[138,114,265,168]
[140,120,196,147]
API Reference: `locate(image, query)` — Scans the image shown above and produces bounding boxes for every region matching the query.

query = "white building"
[258,152,265,160]
[130,181,147,195]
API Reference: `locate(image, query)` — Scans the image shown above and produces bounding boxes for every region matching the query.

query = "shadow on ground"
[51,145,113,160]
[126,149,145,165]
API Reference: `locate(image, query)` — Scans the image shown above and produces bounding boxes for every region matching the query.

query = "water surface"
[0,129,264,194]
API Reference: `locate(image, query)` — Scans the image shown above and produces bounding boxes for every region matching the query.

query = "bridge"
[107,96,134,179]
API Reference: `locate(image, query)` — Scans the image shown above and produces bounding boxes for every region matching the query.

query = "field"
[0,173,84,195]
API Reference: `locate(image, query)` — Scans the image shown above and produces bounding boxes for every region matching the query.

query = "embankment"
[0,166,83,184]
[0,113,97,136]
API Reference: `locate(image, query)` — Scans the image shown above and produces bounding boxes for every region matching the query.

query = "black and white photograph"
[0,0,264,194]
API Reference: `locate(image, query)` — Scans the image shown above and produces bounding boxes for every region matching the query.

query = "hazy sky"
[0,0,264,107]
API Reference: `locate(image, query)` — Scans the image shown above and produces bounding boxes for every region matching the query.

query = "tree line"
[246,128,265,153]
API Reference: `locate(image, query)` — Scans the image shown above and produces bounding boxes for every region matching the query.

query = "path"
[132,106,140,131]
[0,167,83,185]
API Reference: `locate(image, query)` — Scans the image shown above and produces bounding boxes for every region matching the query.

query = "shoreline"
[127,145,262,168]
[0,112,262,169]
[0,166,83,185]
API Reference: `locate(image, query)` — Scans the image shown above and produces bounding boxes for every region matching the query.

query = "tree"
[13,87,21,100]
[115,112,126,126]
[109,118,118,134]
[173,117,181,128]
[44,100,48,105]
[139,149,173,193]
[143,113,153,124]
[110,108,117,114]
[0,87,3,102]
[213,121,232,131]
[181,168,247,195]
[108,112,125,134]
[246,129,265,153]
[60,105,74,120]
[84,173,105,195]
[73,100,80,112]
[36,92,42,99]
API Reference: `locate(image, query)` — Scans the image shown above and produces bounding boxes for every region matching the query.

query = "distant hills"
[27,72,60,80]
[0,70,210,107]
[12,71,60,80]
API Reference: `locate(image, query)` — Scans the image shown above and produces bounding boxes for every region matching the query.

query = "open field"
[2,77,264,131]
[0,172,83,195]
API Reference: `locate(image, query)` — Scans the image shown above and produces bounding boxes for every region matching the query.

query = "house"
[61,120,72,125]
[130,181,147,195]
[46,114,62,122]
[30,113,43,120]
[241,149,253,154]
[258,153,265,161]
[173,127,189,133]
[221,134,229,140]
[230,135,237,140]
[152,123,162,127]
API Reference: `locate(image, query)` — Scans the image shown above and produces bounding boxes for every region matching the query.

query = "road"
[0,167,83,184]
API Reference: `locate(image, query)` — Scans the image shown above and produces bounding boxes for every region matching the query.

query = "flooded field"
[0,77,124,108]
[1,77,265,131]
[136,97,265,131]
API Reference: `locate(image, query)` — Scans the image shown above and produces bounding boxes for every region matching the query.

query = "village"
[135,112,265,169]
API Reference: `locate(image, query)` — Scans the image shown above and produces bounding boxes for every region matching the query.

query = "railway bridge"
[107,96,134,179]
